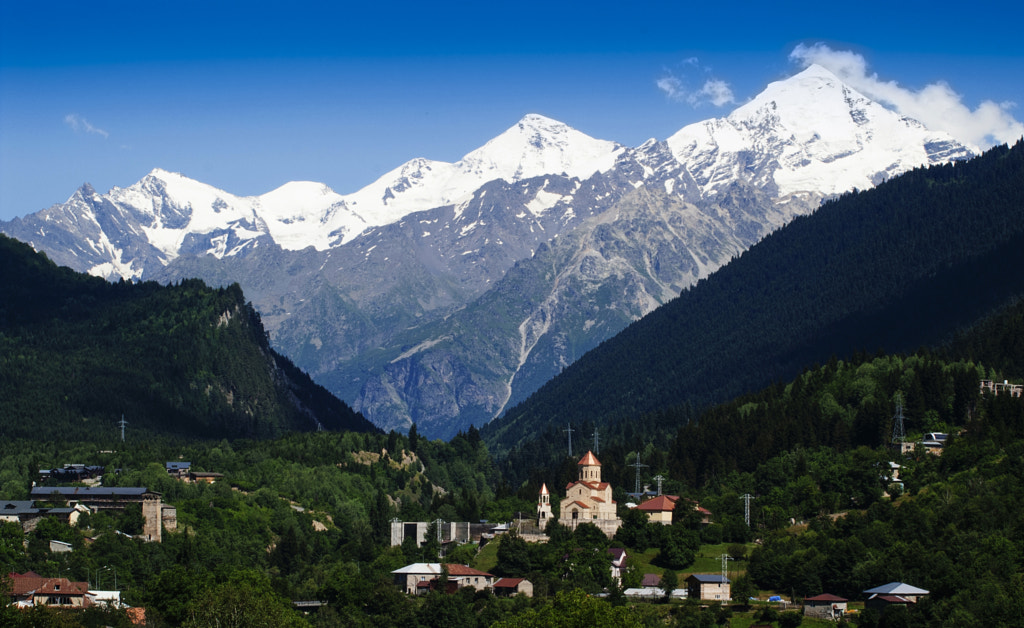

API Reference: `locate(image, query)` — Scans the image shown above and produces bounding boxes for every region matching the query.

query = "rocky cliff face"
[1,66,973,438]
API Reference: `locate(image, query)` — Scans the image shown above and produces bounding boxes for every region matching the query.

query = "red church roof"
[578,451,601,466]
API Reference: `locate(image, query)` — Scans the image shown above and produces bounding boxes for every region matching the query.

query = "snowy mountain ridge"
[11,66,970,282]
[666,64,971,199]
[1,65,978,437]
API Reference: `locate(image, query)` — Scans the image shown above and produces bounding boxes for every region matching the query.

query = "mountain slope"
[1,66,974,437]
[483,140,1024,456]
[0,234,376,440]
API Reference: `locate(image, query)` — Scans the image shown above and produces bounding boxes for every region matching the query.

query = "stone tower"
[537,483,552,525]
[141,493,163,542]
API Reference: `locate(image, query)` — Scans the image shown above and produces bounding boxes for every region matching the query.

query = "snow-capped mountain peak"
[460,113,623,183]
[665,64,973,198]
[5,72,974,280]
[334,114,621,243]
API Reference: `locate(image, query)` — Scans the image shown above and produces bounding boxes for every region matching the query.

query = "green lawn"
[472,537,500,573]
[688,542,751,576]
[626,543,754,579]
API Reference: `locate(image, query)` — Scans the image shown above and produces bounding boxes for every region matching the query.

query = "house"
[695,505,712,525]
[607,548,627,582]
[980,379,1023,397]
[920,432,948,455]
[634,496,711,526]
[37,464,104,485]
[390,520,502,547]
[641,573,662,587]
[1,500,85,530]
[635,495,679,525]
[49,540,73,553]
[803,593,848,619]
[864,582,928,612]
[493,578,533,597]
[556,451,622,537]
[188,471,224,484]
[391,563,495,594]
[686,574,730,601]
[86,590,123,609]
[8,573,90,608]
[165,462,191,478]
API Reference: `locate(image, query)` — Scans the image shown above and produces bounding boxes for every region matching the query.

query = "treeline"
[485,139,1024,458]
[0,234,375,440]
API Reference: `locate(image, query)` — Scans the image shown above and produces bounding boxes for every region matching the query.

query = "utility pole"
[653,475,665,496]
[740,493,755,527]
[592,428,600,455]
[563,424,574,458]
[118,415,128,442]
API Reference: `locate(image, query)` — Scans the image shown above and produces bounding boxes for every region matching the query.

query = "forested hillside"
[4,327,1024,626]
[0,234,376,440]
[485,139,1024,458]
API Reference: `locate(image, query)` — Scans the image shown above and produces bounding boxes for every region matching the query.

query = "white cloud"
[656,77,685,102]
[64,113,109,139]
[699,79,735,107]
[657,59,735,108]
[789,43,1024,150]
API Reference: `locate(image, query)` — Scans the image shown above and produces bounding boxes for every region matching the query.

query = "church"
[538,450,621,538]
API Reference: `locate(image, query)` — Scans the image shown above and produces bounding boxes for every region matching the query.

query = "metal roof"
[863,582,929,596]
[30,487,150,497]
[688,574,730,583]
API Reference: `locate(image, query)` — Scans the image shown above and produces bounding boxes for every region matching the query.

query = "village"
[384,449,936,622]
[3,377,1013,625]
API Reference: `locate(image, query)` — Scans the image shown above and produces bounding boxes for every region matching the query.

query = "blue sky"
[1,1,1022,221]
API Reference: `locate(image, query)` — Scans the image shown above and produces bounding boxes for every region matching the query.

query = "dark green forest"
[0,234,375,440]
[485,139,1024,458]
